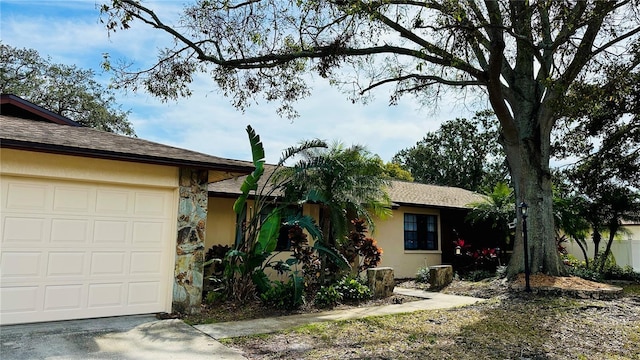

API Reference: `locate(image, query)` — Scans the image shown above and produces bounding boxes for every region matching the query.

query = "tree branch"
[484,0,516,139]
[364,4,486,80]
[359,73,483,94]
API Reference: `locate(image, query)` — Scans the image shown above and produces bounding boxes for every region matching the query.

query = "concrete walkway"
[0,315,244,360]
[0,288,483,360]
[196,288,485,339]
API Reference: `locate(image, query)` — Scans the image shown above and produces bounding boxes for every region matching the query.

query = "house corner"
[173,167,208,314]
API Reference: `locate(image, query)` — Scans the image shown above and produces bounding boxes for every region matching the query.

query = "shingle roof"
[209,170,485,209]
[0,94,82,126]
[208,165,283,197]
[0,114,254,175]
[387,180,485,209]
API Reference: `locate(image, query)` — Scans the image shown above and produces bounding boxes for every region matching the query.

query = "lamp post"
[519,202,531,292]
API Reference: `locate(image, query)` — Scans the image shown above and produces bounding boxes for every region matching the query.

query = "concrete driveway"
[0,315,246,360]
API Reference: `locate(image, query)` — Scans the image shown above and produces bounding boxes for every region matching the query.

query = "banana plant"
[224,125,338,302]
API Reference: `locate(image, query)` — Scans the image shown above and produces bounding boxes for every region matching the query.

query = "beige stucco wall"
[205,194,447,279]
[0,148,179,187]
[206,197,238,249]
[205,199,323,250]
[372,206,442,279]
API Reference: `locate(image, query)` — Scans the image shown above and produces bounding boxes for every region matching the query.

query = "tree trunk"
[502,111,565,277]
[599,223,619,273]
[575,238,589,268]
[592,230,602,261]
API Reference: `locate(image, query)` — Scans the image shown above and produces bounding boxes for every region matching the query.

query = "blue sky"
[1,0,484,163]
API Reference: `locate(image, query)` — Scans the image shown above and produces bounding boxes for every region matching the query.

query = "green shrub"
[604,264,640,282]
[260,279,305,310]
[416,267,431,283]
[334,277,372,302]
[205,290,226,305]
[463,270,495,282]
[564,253,640,282]
[314,285,342,308]
[568,266,604,282]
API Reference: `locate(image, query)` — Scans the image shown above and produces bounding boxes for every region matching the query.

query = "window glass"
[404,213,438,251]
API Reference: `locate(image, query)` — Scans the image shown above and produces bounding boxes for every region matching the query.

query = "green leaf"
[291,274,305,307]
[246,125,266,167]
[233,125,267,215]
[284,214,322,241]
[313,241,350,270]
[305,188,326,203]
[252,270,271,294]
[255,209,281,255]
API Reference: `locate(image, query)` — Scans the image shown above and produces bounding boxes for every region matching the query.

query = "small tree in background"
[393,111,508,192]
[275,142,391,284]
[0,43,134,135]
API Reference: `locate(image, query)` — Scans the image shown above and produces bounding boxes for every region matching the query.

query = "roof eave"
[1,139,254,176]
[392,201,473,210]
[0,94,82,126]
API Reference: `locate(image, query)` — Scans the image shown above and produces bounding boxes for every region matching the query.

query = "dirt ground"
[218,276,640,360]
[184,275,624,324]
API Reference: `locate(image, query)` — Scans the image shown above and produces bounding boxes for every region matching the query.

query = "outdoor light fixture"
[455,246,462,256]
[518,202,531,292]
[519,202,528,217]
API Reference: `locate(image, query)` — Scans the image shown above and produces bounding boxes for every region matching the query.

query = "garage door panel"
[93,220,128,243]
[2,217,46,243]
[134,192,168,216]
[129,252,162,275]
[96,189,130,214]
[53,186,92,212]
[132,221,165,244]
[0,175,176,325]
[43,284,84,311]
[1,286,39,313]
[50,219,89,243]
[128,282,161,305]
[0,252,42,278]
[5,182,48,210]
[91,252,127,275]
[46,252,87,277]
[88,283,124,308]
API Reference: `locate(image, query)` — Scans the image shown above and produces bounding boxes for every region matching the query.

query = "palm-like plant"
[466,182,515,247]
[226,126,332,302]
[275,142,392,248]
[553,193,591,266]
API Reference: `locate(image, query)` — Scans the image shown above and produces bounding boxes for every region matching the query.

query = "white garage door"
[0,176,176,325]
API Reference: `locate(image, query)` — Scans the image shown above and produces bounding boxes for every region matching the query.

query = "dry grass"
[222,279,640,360]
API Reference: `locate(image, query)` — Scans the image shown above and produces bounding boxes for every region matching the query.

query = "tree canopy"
[553,65,640,270]
[102,0,640,277]
[0,43,134,135]
[393,110,508,192]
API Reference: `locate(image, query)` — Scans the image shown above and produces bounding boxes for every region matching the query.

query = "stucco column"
[173,168,208,314]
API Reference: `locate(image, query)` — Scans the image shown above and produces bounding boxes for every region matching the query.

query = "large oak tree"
[102,0,640,276]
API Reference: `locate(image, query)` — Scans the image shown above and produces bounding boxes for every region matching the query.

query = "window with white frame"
[404,213,438,250]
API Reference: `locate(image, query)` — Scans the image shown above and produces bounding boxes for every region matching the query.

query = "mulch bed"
[182,275,627,324]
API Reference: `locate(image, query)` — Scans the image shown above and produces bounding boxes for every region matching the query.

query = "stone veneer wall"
[173,168,208,314]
